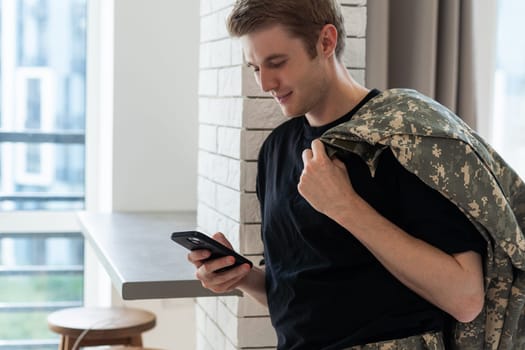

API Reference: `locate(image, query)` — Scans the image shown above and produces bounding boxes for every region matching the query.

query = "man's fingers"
[202,256,236,274]
[332,157,346,170]
[302,148,313,166]
[212,232,233,249]
[311,139,327,160]
[199,264,250,293]
[197,261,247,284]
[187,249,211,265]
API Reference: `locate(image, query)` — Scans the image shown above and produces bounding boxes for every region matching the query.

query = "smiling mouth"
[275,91,292,104]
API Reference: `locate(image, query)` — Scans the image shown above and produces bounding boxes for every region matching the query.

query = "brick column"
[197,1,367,349]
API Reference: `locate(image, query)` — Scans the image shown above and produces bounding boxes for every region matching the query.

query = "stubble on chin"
[279,104,307,119]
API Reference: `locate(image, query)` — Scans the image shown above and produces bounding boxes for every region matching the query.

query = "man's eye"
[269,60,286,68]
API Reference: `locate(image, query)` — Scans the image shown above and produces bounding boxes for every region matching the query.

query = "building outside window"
[0,0,86,348]
[491,0,525,178]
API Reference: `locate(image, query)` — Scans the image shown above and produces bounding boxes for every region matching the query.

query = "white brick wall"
[196,1,367,349]
[341,1,367,84]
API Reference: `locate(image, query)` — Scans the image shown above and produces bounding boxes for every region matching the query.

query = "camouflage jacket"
[320,89,525,350]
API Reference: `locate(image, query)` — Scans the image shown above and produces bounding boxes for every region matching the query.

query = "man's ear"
[318,24,338,58]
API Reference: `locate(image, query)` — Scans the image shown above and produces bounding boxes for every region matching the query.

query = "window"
[492,0,525,178]
[0,232,83,349]
[0,0,87,348]
[1,0,86,211]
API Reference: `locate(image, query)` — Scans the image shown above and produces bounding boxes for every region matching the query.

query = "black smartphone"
[171,231,253,272]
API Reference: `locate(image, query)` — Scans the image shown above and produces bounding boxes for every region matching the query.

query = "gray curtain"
[366,0,477,128]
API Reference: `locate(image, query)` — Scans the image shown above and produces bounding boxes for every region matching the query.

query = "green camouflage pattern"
[320,89,525,350]
[346,331,445,350]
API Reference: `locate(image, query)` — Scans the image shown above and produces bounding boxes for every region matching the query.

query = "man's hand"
[187,232,251,293]
[298,139,357,217]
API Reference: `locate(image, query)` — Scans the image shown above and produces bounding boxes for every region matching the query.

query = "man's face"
[241,25,328,118]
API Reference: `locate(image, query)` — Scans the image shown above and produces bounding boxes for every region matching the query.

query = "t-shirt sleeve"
[380,149,486,256]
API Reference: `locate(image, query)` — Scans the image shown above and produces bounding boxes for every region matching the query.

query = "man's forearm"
[238,266,268,307]
[330,196,484,323]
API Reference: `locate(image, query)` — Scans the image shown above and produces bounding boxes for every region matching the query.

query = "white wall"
[85,0,200,349]
[112,0,199,211]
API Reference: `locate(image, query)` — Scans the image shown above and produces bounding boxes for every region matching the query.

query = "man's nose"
[259,68,277,92]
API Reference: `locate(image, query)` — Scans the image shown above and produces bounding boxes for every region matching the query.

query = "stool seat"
[109,347,162,350]
[92,347,163,350]
[48,307,156,350]
[92,348,162,350]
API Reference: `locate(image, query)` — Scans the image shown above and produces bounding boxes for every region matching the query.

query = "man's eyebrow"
[246,54,288,67]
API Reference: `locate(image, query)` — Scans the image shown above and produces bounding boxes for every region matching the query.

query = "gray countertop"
[78,211,240,300]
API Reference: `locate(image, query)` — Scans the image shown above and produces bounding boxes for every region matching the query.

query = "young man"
[188,1,487,348]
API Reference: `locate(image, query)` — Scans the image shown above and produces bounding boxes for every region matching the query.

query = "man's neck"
[305,64,369,127]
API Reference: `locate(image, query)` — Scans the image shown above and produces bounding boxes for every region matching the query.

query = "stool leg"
[59,336,74,350]
[129,335,143,346]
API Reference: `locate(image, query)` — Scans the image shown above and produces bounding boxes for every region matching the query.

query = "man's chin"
[280,107,303,118]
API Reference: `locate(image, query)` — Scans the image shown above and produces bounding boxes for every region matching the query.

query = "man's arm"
[188,232,268,307]
[238,266,268,307]
[298,140,484,323]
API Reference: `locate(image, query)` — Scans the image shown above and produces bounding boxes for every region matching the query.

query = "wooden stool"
[108,347,161,350]
[92,347,162,350]
[109,347,161,350]
[47,307,156,350]
[93,347,163,350]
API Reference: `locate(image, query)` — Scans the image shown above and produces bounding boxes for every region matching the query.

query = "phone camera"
[187,237,201,245]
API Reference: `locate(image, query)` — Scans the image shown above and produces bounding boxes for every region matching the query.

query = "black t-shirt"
[256,89,485,349]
